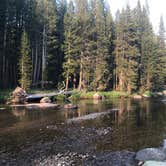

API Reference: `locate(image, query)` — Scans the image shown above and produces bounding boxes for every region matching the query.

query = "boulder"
[64,104,78,109]
[9,86,27,104]
[143,161,166,166]
[93,93,102,100]
[133,95,142,99]
[40,97,51,103]
[163,90,166,96]
[136,148,166,162]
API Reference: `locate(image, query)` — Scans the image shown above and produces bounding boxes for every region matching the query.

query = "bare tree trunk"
[78,53,83,91]
[146,72,151,90]
[65,70,69,91]
[37,58,41,86]
[33,44,38,84]
[119,72,123,91]
[42,25,46,89]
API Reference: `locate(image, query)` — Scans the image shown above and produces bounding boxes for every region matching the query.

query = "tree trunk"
[42,25,46,89]
[78,53,83,91]
[33,44,38,84]
[119,72,123,91]
[65,70,69,91]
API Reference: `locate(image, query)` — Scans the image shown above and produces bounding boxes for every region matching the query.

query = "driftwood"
[26,90,73,101]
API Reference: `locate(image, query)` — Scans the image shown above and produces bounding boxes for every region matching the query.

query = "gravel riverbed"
[0,124,137,166]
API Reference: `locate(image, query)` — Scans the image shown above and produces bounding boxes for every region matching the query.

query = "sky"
[109,0,166,34]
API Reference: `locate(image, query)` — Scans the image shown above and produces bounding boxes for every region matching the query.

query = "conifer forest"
[0,0,165,93]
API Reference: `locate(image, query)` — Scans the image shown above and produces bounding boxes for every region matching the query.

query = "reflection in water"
[0,98,165,153]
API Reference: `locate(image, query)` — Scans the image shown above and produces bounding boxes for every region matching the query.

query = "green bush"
[143,91,153,97]
[70,92,81,101]
[55,94,66,101]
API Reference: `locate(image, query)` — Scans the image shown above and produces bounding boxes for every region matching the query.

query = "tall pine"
[19,31,32,90]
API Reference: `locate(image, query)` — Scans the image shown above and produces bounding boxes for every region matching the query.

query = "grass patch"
[70,91,130,101]
[80,92,97,99]
[101,91,130,98]
[69,91,81,101]
[54,94,66,101]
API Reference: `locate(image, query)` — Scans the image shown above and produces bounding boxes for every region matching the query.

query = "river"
[0,98,166,165]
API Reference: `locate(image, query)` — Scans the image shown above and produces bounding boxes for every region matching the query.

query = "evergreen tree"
[140,6,156,91]
[19,31,32,90]
[114,6,140,93]
[158,15,165,48]
[63,0,78,90]
[75,0,92,91]
[93,0,111,91]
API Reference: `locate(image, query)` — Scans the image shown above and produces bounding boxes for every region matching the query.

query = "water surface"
[0,98,166,156]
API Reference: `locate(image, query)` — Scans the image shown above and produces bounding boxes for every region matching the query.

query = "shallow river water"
[0,98,166,165]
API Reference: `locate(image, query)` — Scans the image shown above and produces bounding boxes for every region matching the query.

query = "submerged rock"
[11,103,59,110]
[64,104,78,109]
[96,127,112,136]
[67,111,109,123]
[84,151,136,166]
[136,148,166,162]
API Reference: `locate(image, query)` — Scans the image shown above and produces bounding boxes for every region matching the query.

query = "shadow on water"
[0,98,166,156]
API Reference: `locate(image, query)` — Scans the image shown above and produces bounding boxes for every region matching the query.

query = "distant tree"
[19,31,32,90]
[158,15,165,48]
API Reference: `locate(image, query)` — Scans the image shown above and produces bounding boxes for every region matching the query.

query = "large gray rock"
[10,86,27,104]
[143,161,166,166]
[136,148,166,162]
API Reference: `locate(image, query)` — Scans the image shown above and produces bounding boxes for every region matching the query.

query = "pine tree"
[19,31,32,90]
[75,0,93,91]
[114,6,140,93]
[158,15,165,48]
[63,0,78,90]
[154,15,166,90]
[140,6,156,91]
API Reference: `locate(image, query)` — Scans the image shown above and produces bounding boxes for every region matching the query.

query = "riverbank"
[70,90,166,101]
[0,89,165,104]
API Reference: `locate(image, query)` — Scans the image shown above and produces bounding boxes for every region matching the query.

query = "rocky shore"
[0,124,137,166]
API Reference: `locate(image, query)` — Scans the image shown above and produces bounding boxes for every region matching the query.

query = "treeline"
[0,0,165,93]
